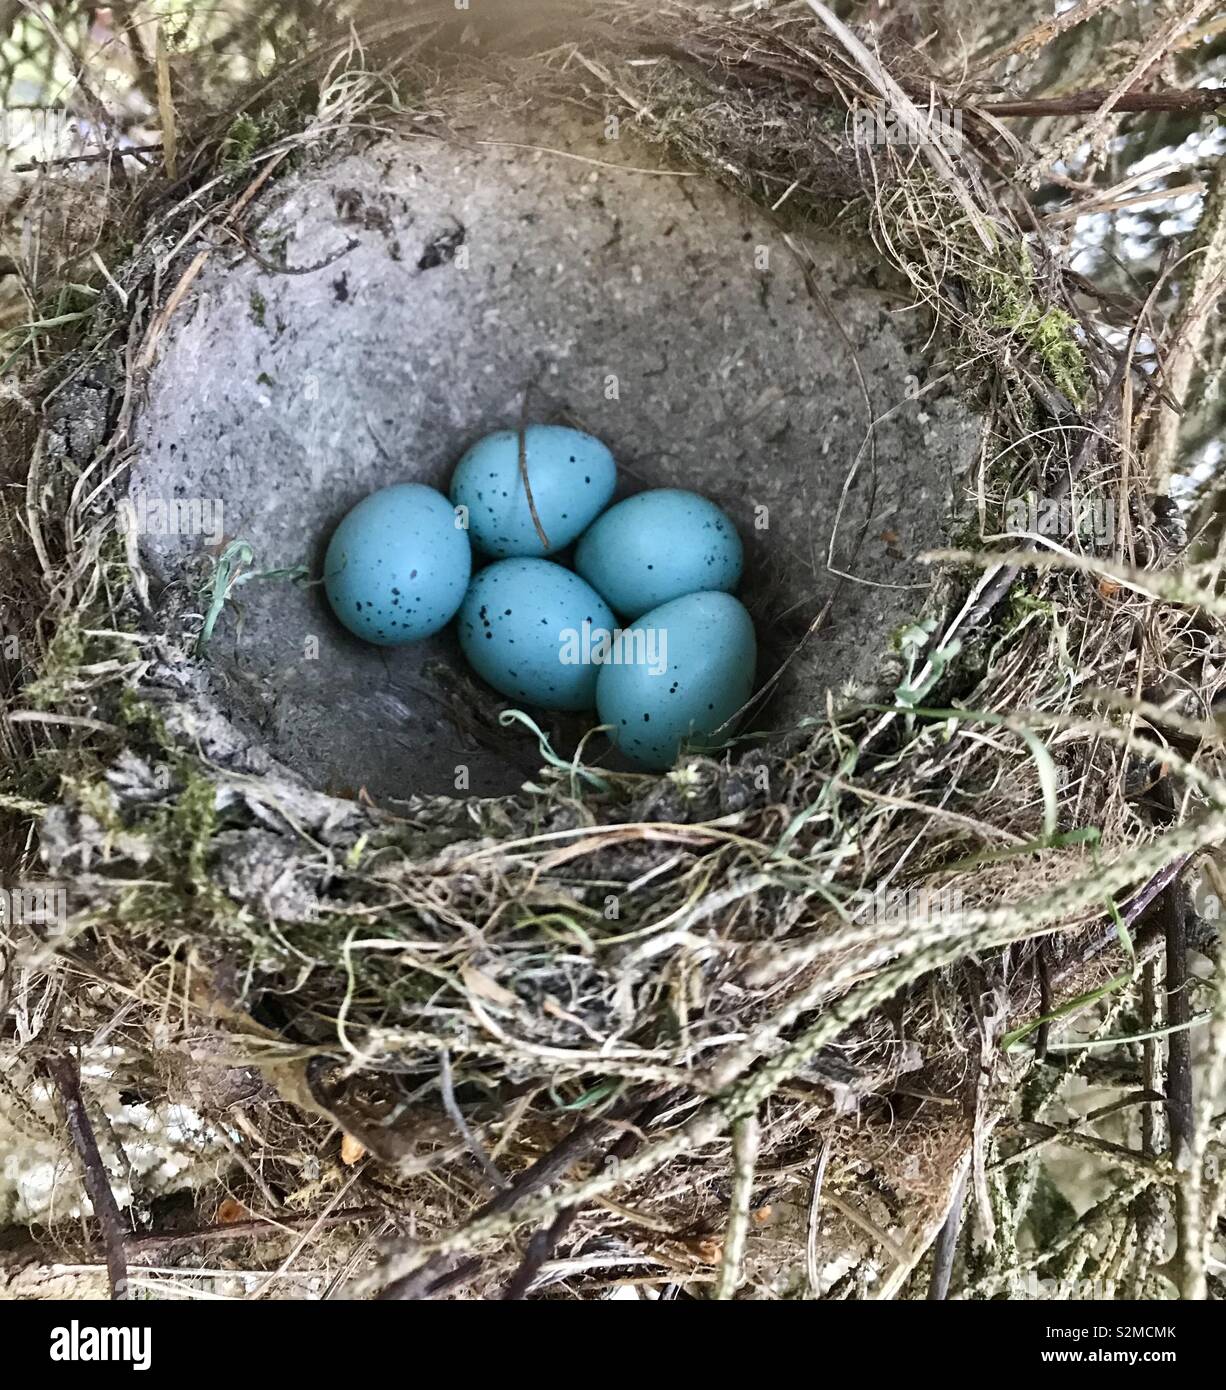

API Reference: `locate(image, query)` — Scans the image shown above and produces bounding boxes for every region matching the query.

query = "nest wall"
[2,1,1225,1299]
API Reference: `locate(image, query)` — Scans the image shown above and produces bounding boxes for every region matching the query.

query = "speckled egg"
[324,483,470,645]
[450,425,617,558]
[575,488,743,618]
[457,558,616,711]
[596,591,756,770]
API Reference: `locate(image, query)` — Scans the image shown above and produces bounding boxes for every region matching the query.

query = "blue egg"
[457,558,616,711]
[596,591,755,769]
[450,425,617,558]
[575,488,743,618]
[324,483,470,645]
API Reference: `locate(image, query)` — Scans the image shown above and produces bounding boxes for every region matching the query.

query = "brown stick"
[0,1207,387,1274]
[497,1095,667,1300]
[376,1093,669,1300]
[155,23,178,182]
[1035,944,1053,1063]
[1163,877,1198,1293]
[979,87,1224,118]
[132,1206,384,1254]
[13,143,162,173]
[499,1206,578,1301]
[41,1055,129,1300]
[375,1111,619,1299]
[1140,961,1162,1157]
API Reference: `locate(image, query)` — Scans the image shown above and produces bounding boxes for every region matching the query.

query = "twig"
[1141,962,1163,1157]
[1034,0,1221,171]
[1191,954,1226,1298]
[1162,873,1200,1298]
[155,24,177,181]
[438,1050,507,1192]
[972,0,1129,70]
[980,87,1226,117]
[2,1207,387,1268]
[216,226,360,276]
[714,1111,760,1300]
[130,1207,383,1253]
[13,143,162,172]
[374,1101,647,1299]
[927,1164,968,1300]
[1035,944,1053,1062]
[1143,156,1226,487]
[804,1140,831,1298]
[995,1092,1167,1170]
[499,1095,671,1300]
[17,0,116,161]
[499,1207,578,1302]
[40,1055,129,1300]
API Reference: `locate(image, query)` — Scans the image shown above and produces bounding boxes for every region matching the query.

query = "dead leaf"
[536,826,715,873]
[217,1197,250,1225]
[542,995,586,1029]
[681,1235,723,1264]
[461,963,518,1009]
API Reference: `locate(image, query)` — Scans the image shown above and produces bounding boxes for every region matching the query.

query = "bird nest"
[3,1,1225,1300]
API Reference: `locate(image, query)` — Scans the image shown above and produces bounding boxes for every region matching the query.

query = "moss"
[249,290,267,328]
[118,684,162,736]
[220,112,265,170]
[973,258,1090,404]
[22,621,86,709]
[80,779,124,832]
[1005,586,1056,630]
[168,771,220,892]
[220,99,303,172]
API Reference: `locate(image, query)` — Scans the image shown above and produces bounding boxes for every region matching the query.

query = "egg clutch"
[323,425,755,772]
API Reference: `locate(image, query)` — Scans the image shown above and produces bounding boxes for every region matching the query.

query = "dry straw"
[1,0,1223,1300]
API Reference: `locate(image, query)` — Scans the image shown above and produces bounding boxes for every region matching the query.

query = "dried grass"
[1,0,1224,1300]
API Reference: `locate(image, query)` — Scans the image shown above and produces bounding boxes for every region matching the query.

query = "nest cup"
[15,0,1190,1301]
[131,97,976,799]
